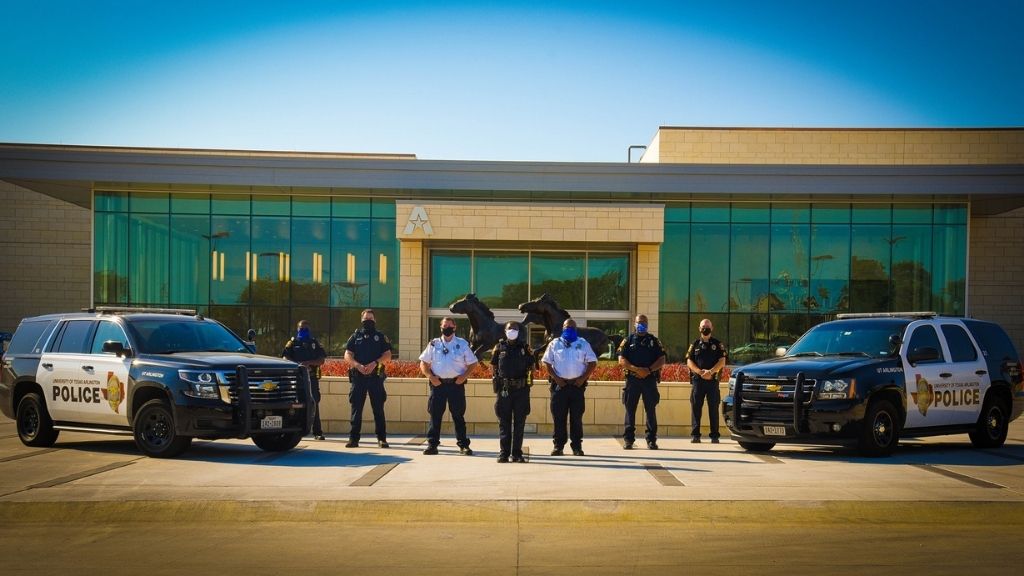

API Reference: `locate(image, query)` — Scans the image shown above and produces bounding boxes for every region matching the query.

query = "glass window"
[932,225,967,315]
[291,217,331,306]
[91,321,129,355]
[587,319,629,359]
[55,321,93,354]
[129,214,170,304]
[770,314,810,352]
[474,252,528,309]
[893,204,932,224]
[370,220,398,308]
[171,194,210,214]
[94,213,128,304]
[771,203,810,224]
[665,205,690,223]
[587,253,629,310]
[811,203,850,224]
[169,215,211,305]
[934,204,967,225]
[531,252,585,310]
[249,307,291,356]
[328,307,362,356]
[656,312,689,362]
[252,194,290,216]
[810,224,850,313]
[729,314,771,366]
[372,198,396,218]
[208,306,249,344]
[130,192,169,213]
[729,224,769,312]
[6,320,56,355]
[250,217,291,305]
[210,217,251,305]
[941,324,978,363]
[430,250,471,308]
[292,196,330,218]
[907,325,946,363]
[211,194,250,215]
[890,225,932,311]
[731,203,770,223]
[852,203,892,224]
[331,219,372,308]
[850,224,891,312]
[95,190,128,212]
[689,224,729,313]
[660,223,690,312]
[691,203,730,222]
[771,223,810,312]
[332,197,371,218]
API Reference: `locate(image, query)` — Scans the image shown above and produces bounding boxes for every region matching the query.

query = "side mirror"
[245,329,257,353]
[908,346,941,366]
[775,346,788,357]
[101,340,132,357]
[888,333,903,354]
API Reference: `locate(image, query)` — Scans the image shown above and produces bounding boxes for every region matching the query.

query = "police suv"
[0,308,314,458]
[723,313,1023,457]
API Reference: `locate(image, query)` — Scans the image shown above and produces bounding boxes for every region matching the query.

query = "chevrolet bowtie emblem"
[765,384,782,393]
[261,381,279,392]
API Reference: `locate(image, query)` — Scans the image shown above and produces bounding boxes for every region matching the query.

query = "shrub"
[321,359,729,382]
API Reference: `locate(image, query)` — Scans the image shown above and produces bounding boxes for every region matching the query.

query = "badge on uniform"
[374,335,379,341]
[712,344,717,350]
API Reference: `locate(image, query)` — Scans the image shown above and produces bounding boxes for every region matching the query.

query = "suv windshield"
[786,319,909,359]
[127,319,249,354]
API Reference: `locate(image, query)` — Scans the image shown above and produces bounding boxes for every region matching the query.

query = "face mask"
[635,322,647,334]
[442,326,456,337]
[505,329,519,341]
[701,327,712,336]
[362,319,375,332]
[562,327,578,343]
[297,327,311,340]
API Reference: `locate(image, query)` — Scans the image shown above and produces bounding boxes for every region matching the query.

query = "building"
[2,128,1023,366]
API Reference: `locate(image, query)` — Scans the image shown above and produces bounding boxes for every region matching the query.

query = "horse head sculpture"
[517,293,609,356]
[449,293,503,359]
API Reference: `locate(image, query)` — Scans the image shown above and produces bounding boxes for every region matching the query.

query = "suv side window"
[940,324,978,363]
[907,325,946,364]
[53,321,95,354]
[6,320,57,355]
[91,321,130,355]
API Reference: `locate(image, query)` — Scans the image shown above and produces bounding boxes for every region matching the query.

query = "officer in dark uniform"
[489,321,535,463]
[617,314,667,450]
[282,320,327,440]
[343,308,392,448]
[686,318,728,443]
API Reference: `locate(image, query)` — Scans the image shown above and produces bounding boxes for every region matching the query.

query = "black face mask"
[701,327,712,336]
[362,319,375,332]
[442,326,456,337]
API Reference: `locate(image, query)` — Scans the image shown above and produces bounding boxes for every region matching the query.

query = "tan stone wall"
[643,128,1024,165]
[319,377,724,438]
[0,181,91,333]
[636,244,660,334]
[968,206,1024,355]
[398,240,424,359]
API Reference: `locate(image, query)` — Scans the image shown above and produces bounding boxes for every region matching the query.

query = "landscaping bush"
[321,359,728,382]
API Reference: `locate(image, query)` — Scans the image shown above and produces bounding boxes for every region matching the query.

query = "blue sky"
[2,1,1021,161]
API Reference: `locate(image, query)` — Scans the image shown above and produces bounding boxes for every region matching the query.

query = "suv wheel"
[252,432,303,452]
[969,395,1009,449]
[858,399,900,457]
[133,399,192,458]
[737,440,776,452]
[16,392,60,447]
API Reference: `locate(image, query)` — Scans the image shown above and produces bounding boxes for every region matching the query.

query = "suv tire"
[133,399,192,458]
[858,398,900,457]
[16,392,60,447]
[737,440,776,452]
[252,432,303,452]
[969,394,1009,449]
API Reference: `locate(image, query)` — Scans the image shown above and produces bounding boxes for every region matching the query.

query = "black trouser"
[495,385,531,458]
[690,376,721,439]
[550,382,586,450]
[349,375,387,442]
[426,379,469,448]
[623,376,660,443]
[310,377,323,436]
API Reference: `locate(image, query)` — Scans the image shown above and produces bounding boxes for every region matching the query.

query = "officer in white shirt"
[419,317,479,455]
[542,318,597,456]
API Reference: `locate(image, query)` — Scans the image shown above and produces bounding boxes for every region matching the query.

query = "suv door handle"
[939,373,953,378]
[975,370,987,375]
[41,362,53,370]
[81,365,94,371]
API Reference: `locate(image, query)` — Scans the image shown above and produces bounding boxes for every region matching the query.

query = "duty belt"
[499,377,528,388]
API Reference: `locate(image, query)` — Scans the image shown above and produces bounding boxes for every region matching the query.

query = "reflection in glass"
[689,224,729,312]
[771,223,809,312]
[94,213,128,304]
[430,251,471,308]
[850,224,891,312]
[210,217,250,305]
[475,252,528,309]
[531,252,585,309]
[249,217,290,306]
[658,312,689,362]
[729,314,771,365]
[170,215,210,305]
[729,224,769,312]
[331,219,371,308]
[660,223,690,312]
[890,225,932,311]
[811,224,850,313]
[933,225,967,315]
[292,217,330,306]
[129,214,169,304]
[370,220,399,308]
[587,253,628,310]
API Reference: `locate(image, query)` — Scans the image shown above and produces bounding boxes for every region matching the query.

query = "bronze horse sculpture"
[449,293,505,358]
[518,293,609,356]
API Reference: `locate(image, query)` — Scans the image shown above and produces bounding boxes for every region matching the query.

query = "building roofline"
[656,126,1024,132]
[0,142,416,160]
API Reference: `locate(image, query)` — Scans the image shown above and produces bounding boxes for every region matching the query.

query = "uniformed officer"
[617,314,667,450]
[282,320,327,440]
[419,317,479,455]
[686,318,727,443]
[343,308,393,449]
[490,321,536,463]
[542,318,597,456]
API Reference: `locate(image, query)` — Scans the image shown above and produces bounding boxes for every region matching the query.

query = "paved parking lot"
[2,416,1023,575]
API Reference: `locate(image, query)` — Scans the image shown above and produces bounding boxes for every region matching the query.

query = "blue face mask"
[635,322,647,334]
[297,327,311,340]
[562,327,578,343]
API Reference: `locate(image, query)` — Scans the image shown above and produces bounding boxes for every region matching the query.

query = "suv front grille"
[740,377,815,405]
[225,368,302,404]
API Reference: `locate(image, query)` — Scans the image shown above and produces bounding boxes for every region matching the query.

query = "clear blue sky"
[2,1,1021,161]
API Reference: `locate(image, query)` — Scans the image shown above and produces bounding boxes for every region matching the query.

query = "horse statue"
[518,293,609,356]
[449,293,505,359]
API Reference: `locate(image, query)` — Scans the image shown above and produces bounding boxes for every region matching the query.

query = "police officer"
[490,320,535,463]
[343,308,393,449]
[542,318,597,456]
[282,320,327,440]
[618,314,667,450]
[419,317,479,455]
[686,318,727,443]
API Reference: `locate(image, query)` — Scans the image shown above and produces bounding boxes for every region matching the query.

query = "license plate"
[260,416,283,430]
[763,425,786,436]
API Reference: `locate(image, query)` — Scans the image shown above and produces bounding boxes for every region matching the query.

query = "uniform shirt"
[542,337,597,380]
[345,328,393,373]
[418,335,477,378]
[619,332,666,377]
[490,338,536,379]
[282,337,327,379]
[687,336,727,376]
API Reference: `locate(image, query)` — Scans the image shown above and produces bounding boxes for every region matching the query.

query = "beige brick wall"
[643,128,1024,165]
[319,377,723,438]
[398,240,424,360]
[968,206,1024,355]
[0,181,91,333]
[636,244,660,334]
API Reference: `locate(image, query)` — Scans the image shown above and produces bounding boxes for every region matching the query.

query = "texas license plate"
[763,425,786,436]
[260,416,283,430]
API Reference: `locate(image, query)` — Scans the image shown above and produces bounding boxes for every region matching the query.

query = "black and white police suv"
[0,308,314,457]
[723,312,1023,457]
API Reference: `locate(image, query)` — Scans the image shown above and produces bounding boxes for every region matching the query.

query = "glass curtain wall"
[93,191,399,355]
[659,202,968,363]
